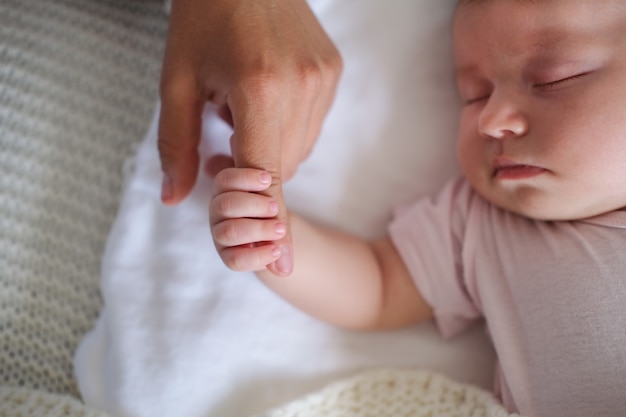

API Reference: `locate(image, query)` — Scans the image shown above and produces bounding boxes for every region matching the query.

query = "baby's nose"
[478,93,528,140]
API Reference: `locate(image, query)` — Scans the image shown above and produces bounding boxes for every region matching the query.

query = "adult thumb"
[157,85,203,205]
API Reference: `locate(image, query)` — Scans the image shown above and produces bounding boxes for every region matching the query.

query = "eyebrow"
[528,28,611,70]
[454,41,598,80]
[531,29,588,53]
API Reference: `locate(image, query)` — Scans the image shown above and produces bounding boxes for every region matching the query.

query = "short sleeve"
[388,177,482,338]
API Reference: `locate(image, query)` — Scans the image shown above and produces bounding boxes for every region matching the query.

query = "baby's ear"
[205,154,235,178]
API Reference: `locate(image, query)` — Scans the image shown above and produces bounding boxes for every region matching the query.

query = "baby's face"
[454,0,626,220]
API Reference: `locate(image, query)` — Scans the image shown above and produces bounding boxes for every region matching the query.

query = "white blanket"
[74,1,497,416]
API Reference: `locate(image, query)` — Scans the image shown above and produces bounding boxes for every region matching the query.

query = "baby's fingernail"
[275,222,286,235]
[275,245,292,275]
[161,172,173,201]
[271,246,281,258]
[259,172,271,185]
[269,201,279,214]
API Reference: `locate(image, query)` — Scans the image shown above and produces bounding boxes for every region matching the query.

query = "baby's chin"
[480,188,622,222]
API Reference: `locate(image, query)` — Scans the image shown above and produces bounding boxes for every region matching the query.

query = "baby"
[209,0,626,415]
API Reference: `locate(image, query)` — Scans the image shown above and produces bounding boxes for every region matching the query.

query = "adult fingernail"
[161,172,173,201]
[275,244,292,275]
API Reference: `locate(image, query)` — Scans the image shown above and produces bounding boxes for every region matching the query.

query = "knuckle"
[159,71,197,102]
[211,194,232,216]
[209,199,218,221]
[327,48,344,76]
[215,168,236,188]
[214,169,230,187]
[214,169,228,186]
[157,135,179,162]
[227,252,247,272]
[294,53,343,102]
[223,222,240,243]
[212,223,225,242]
[240,72,282,105]
[251,251,266,269]
[217,195,233,215]
[296,61,323,98]
[226,168,244,186]
[318,52,343,96]
[157,130,199,169]
[222,252,240,271]
[214,221,239,244]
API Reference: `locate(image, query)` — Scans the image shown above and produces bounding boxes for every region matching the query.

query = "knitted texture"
[261,369,520,417]
[0,386,113,417]
[0,0,167,398]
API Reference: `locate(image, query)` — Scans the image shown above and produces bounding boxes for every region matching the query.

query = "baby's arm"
[210,167,433,330]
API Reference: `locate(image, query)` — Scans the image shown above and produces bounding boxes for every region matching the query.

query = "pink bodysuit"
[389,177,626,416]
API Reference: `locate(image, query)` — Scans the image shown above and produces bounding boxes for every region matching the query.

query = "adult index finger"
[228,85,293,276]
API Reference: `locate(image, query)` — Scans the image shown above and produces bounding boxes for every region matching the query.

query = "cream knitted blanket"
[0,386,112,417]
[0,369,517,417]
[0,0,167,399]
[261,369,517,417]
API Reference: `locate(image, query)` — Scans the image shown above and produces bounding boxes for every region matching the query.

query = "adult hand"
[158,0,342,275]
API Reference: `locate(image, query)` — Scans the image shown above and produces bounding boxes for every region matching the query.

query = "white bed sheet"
[74,1,497,416]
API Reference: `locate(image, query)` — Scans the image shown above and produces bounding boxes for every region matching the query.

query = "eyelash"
[534,73,588,91]
[464,95,490,106]
[464,72,589,104]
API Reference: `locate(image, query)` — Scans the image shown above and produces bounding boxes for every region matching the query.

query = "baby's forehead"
[452,0,626,77]
[454,0,626,46]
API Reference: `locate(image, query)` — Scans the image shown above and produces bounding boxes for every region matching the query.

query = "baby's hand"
[210,167,285,272]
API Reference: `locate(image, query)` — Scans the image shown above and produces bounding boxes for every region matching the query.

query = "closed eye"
[534,72,590,91]
[464,94,490,106]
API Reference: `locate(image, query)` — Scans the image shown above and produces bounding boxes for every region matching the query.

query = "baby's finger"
[213,218,287,247]
[210,191,279,224]
[212,167,273,196]
[221,244,282,272]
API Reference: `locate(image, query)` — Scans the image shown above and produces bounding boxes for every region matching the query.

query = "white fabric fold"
[74,2,497,416]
